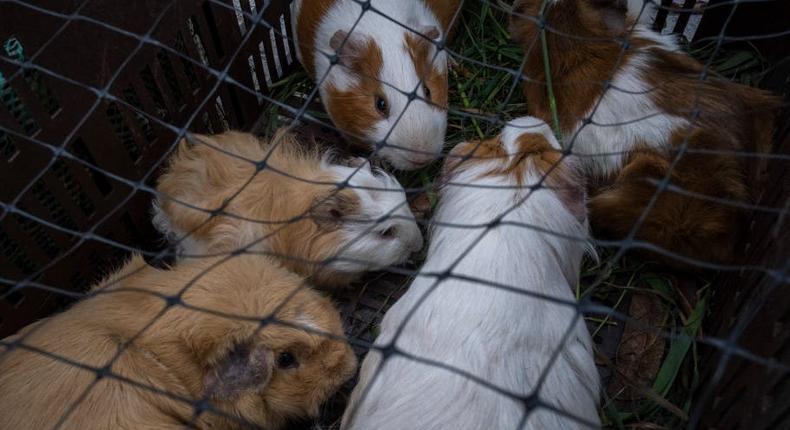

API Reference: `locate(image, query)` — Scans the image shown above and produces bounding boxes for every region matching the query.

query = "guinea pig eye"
[329,208,342,219]
[374,95,389,116]
[277,352,298,369]
[423,84,431,101]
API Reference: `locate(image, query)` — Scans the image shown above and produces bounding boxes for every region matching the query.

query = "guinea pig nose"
[409,230,424,253]
[378,225,397,239]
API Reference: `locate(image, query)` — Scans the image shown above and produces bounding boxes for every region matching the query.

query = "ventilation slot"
[106,102,143,163]
[202,111,214,134]
[122,86,157,145]
[174,32,201,92]
[0,70,38,135]
[187,17,211,67]
[258,41,274,88]
[201,1,226,59]
[139,65,170,120]
[4,37,60,116]
[11,213,59,258]
[51,159,95,217]
[69,138,113,196]
[0,130,19,162]
[268,27,283,78]
[0,229,37,275]
[279,14,293,66]
[247,55,262,99]
[232,0,247,35]
[214,96,229,132]
[30,180,77,231]
[156,50,186,112]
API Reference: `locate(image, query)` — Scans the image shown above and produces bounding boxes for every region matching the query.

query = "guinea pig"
[508,0,781,269]
[342,117,601,430]
[291,0,461,170]
[152,128,423,287]
[0,254,357,430]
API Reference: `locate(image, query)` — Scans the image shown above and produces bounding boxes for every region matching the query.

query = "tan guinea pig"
[0,254,357,430]
[152,128,423,288]
[292,0,461,170]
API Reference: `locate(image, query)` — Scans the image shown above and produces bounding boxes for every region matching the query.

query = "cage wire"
[0,0,788,428]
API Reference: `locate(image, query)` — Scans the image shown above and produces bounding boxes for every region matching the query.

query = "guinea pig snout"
[375,218,423,252]
[408,230,424,253]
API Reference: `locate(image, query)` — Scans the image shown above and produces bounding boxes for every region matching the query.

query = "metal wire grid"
[0,0,787,428]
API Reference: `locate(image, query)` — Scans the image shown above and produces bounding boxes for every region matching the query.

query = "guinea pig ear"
[543,158,587,223]
[419,25,441,41]
[329,30,369,68]
[310,191,361,229]
[202,342,274,400]
[344,156,373,170]
[512,132,588,222]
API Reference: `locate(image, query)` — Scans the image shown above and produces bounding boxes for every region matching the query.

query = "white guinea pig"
[152,129,423,288]
[342,117,601,429]
[292,0,460,170]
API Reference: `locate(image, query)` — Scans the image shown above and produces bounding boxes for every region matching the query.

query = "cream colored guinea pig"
[152,129,423,287]
[0,254,357,430]
[292,0,461,170]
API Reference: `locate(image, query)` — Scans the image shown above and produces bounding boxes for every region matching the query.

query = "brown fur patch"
[404,33,449,109]
[0,255,356,430]
[442,132,585,219]
[423,0,463,39]
[295,0,338,78]
[509,134,586,221]
[510,0,627,133]
[439,136,504,185]
[324,38,385,144]
[589,129,750,268]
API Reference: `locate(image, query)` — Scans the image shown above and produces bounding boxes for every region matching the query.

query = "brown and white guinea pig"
[342,117,599,430]
[0,254,357,430]
[291,0,461,170]
[509,0,781,269]
[152,129,423,288]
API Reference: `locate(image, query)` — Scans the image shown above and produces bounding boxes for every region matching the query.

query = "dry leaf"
[607,292,668,406]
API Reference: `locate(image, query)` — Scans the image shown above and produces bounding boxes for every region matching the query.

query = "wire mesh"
[0,0,788,428]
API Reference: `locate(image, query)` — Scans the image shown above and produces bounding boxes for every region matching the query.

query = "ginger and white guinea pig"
[509,0,780,269]
[292,0,460,170]
[152,129,423,288]
[342,117,600,430]
[0,254,357,430]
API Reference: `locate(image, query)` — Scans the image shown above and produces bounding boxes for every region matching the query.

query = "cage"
[0,0,788,428]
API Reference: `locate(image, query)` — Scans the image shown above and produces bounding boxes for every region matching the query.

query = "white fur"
[324,163,424,275]
[342,117,601,429]
[292,0,449,170]
[565,29,687,177]
[632,26,680,52]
